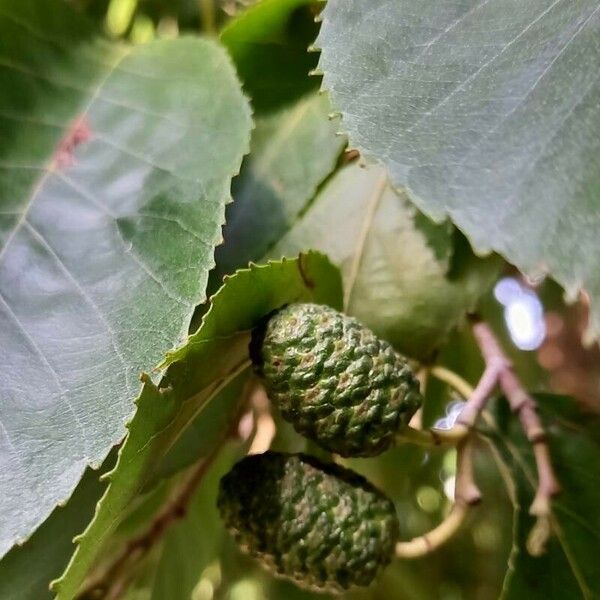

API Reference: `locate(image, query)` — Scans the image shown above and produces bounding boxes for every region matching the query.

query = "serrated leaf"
[269,163,500,359]
[0,0,251,556]
[316,0,600,342]
[213,92,345,285]
[52,252,342,599]
[221,0,321,113]
[147,372,247,487]
[485,395,600,599]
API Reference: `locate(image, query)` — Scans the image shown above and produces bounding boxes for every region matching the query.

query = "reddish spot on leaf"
[54,116,93,168]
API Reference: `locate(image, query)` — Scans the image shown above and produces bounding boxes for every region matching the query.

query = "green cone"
[218,452,399,593]
[251,303,422,457]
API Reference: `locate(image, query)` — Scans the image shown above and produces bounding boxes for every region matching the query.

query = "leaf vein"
[22,219,131,398]
[0,288,87,455]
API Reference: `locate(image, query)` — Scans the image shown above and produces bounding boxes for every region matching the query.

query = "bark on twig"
[396,317,560,559]
[470,317,560,516]
[78,444,224,600]
[78,399,251,600]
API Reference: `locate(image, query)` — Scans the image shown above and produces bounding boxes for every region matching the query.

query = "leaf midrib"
[343,170,388,310]
[0,45,130,263]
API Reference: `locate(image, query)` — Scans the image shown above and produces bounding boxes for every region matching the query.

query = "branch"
[395,437,481,559]
[78,396,252,600]
[395,361,497,447]
[78,444,225,600]
[470,318,560,517]
[397,318,560,557]
[415,321,559,522]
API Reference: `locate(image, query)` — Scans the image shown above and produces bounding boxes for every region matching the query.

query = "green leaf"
[316,0,600,342]
[0,0,251,556]
[147,372,248,487]
[213,92,345,284]
[0,462,109,600]
[221,0,321,113]
[52,252,343,599]
[148,444,244,600]
[269,163,500,359]
[486,395,600,599]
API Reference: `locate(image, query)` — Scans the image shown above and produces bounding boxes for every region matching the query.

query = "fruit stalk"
[395,436,481,558]
[397,361,503,447]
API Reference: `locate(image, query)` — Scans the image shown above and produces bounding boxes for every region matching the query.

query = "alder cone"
[251,303,422,457]
[218,452,399,593]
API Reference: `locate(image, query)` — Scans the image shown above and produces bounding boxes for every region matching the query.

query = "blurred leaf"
[148,371,248,487]
[0,0,251,556]
[52,252,343,599]
[316,0,600,343]
[214,92,345,284]
[486,395,600,599]
[221,0,321,113]
[269,163,501,359]
[116,480,171,538]
[149,444,245,600]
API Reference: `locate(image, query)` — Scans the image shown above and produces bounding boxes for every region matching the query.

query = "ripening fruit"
[250,303,422,457]
[218,452,399,593]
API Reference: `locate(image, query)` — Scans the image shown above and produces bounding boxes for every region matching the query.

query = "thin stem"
[199,0,216,33]
[78,403,247,600]
[431,363,502,434]
[430,366,474,399]
[453,361,503,430]
[393,367,476,448]
[455,437,483,506]
[79,448,223,599]
[395,425,464,447]
[395,504,469,559]
[470,318,560,516]
[395,437,480,559]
